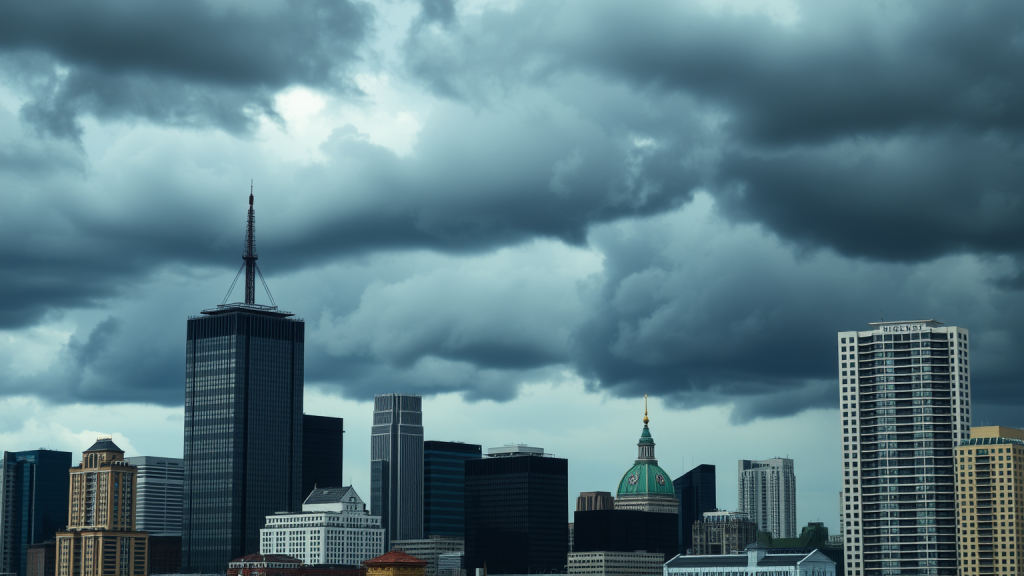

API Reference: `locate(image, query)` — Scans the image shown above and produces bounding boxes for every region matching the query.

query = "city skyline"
[1,0,1022,559]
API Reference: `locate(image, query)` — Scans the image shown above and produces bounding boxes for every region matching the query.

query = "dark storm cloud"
[0,0,371,140]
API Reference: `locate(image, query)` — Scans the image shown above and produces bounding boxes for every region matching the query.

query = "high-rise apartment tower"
[738,458,796,539]
[55,438,149,576]
[0,449,71,576]
[371,394,424,544]
[182,192,304,573]
[838,320,970,576]
[955,426,1023,576]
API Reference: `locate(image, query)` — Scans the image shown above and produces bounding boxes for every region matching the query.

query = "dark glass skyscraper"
[302,414,344,500]
[424,441,481,538]
[673,464,716,554]
[464,448,568,574]
[0,450,72,576]
[181,192,304,573]
[371,394,424,544]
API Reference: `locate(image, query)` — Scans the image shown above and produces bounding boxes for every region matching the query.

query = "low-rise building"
[567,551,663,575]
[390,537,463,576]
[260,487,385,567]
[226,554,364,576]
[665,544,835,576]
[692,511,758,555]
[436,552,464,576]
[363,551,427,576]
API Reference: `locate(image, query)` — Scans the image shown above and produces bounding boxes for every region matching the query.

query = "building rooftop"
[666,550,827,569]
[486,445,545,457]
[200,303,295,318]
[363,550,427,567]
[866,319,943,327]
[85,437,123,453]
[303,486,356,505]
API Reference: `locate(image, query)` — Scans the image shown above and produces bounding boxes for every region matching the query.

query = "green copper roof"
[617,462,675,496]
[638,425,654,444]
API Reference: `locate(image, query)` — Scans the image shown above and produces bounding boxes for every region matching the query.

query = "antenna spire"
[643,394,649,425]
[243,181,258,305]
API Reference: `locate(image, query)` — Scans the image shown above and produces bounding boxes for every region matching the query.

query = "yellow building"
[957,426,1024,576]
[55,438,148,576]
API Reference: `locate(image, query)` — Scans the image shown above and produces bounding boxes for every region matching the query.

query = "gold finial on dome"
[643,394,649,425]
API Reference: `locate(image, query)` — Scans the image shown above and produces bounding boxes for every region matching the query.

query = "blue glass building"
[0,449,72,576]
[371,394,424,545]
[424,441,481,537]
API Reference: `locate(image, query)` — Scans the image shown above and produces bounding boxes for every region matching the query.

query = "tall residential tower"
[838,320,969,576]
[738,458,796,539]
[182,192,304,573]
[371,394,424,544]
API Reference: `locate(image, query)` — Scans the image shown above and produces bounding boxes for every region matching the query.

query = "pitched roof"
[85,438,122,453]
[363,550,427,567]
[303,486,355,505]
[230,554,302,564]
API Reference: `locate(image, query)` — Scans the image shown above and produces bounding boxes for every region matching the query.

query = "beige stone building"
[956,426,1024,576]
[56,438,148,576]
[567,551,663,575]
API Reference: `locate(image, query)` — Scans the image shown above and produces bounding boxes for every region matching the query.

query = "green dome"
[617,461,675,497]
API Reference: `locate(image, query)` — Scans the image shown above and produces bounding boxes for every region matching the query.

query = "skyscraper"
[55,438,149,576]
[302,415,344,501]
[0,449,71,576]
[464,445,568,574]
[424,441,481,538]
[838,320,969,576]
[182,192,304,573]
[738,458,797,539]
[125,457,184,536]
[371,394,424,544]
[674,464,717,554]
[955,426,1024,576]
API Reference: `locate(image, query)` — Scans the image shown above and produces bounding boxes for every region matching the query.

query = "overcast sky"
[1,0,1022,530]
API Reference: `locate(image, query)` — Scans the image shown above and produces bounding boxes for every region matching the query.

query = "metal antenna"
[243,181,258,305]
[221,263,246,304]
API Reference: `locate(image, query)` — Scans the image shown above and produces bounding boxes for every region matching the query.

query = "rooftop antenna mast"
[244,180,257,305]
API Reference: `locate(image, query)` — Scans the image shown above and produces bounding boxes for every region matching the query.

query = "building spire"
[243,181,258,305]
[643,394,649,425]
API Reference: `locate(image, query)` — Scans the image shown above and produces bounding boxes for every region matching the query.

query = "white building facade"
[838,320,969,576]
[664,545,835,576]
[260,486,384,566]
[568,551,663,575]
[738,458,797,538]
[125,456,184,536]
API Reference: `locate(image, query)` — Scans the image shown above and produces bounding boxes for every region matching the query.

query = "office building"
[691,511,758,555]
[576,492,614,512]
[182,192,304,573]
[55,438,149,576]
[147,537,181,575]
[567,550,664,575]
[371,394,424,545]
[572,510,677,557]
[125,457,184,537]
[665,543,836,576]
[0,449,71,576]
[303,415,344,501]
[424,441,481,538]
[738,458,796,539]
[391,537,463,576]
[674,464,716,555]
[838,320,969,576]
[464,445,567,574]
[226,554,365,576]
[955,426,1024,576]
[260,486,384,566]
[614,398,679,514]
[437,552,464,576]
[759,522,844,576]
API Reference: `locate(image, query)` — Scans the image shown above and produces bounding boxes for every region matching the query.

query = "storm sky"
[1,0,1022,528]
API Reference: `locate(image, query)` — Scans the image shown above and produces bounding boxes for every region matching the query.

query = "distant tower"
[614,396,679,514]
[302,415,345,501]
[55,438,149,576]
[182,190,304,573]
[423,441,481,537]
[674,464,716,554]
[737,458,796,538]
[371,394,424,545]
[0,449,72,576]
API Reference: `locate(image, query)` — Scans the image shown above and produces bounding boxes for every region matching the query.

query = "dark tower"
[181,191,303,573]
[0,450,72,576]
[424,441,481,538]
[302,415,344,500]
[673,464,716,554]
